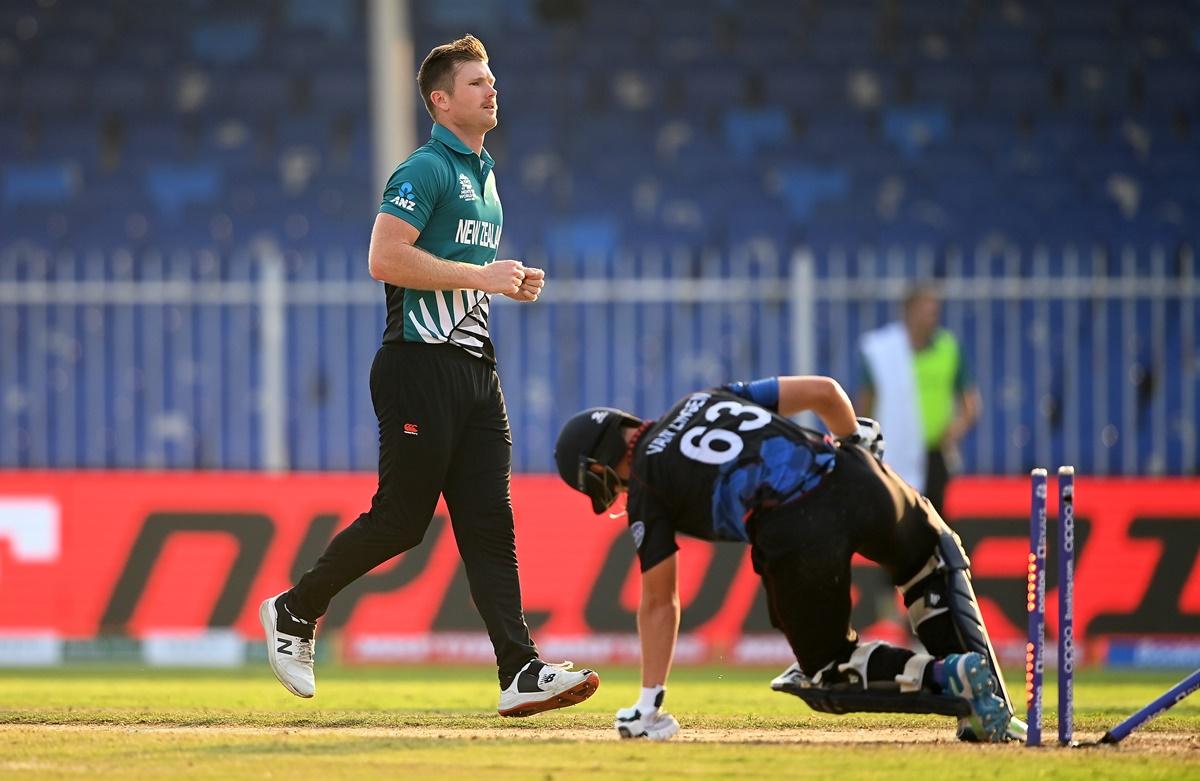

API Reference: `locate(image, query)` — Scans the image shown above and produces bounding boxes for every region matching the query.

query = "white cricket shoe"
[614,706,680,740]
[259,592,316,698]
[770,661,811,690]
[497,660,600,717]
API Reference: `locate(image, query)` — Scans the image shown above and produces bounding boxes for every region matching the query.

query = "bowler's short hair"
[417,34,489,120]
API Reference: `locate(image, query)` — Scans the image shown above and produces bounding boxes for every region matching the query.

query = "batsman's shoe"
[614,706,680,741]
[936,652,1010,743]
[770,661,810,690]
[259,592,316,698]
[497,660,600,717]
[958,714,1028,743]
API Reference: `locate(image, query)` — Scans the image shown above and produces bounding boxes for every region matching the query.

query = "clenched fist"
[477,259,527,295]
[505,265,545,302]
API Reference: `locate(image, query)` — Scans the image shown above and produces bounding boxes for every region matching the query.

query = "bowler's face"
[444,60,498,132]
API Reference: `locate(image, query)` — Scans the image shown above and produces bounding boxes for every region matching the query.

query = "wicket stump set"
[1026,466,1075,747]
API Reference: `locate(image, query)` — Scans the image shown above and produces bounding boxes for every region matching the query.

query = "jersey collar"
[431,123,495,173]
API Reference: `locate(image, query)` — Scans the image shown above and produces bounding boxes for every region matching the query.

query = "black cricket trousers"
[288,342,538,682]
[750,444,944,677]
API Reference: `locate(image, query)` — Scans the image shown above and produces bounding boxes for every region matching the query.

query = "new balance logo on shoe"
[498,660,600,718]
[260,592,317,698]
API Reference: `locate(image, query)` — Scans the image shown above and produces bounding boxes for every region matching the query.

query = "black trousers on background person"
[287,342,538,685]
[923,448,951,517]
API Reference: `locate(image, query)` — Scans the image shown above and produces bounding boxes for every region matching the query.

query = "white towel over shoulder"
[859,322,926,492]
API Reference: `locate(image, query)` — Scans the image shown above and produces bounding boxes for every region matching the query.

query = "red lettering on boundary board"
[0,472,1196,663]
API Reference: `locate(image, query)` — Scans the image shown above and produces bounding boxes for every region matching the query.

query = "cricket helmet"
[554,407,643,513]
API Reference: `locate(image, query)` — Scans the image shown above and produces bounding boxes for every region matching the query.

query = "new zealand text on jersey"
[645,392,710,455]
[455,218,502,249]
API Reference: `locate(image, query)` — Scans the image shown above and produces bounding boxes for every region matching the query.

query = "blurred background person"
[857,284,981,517]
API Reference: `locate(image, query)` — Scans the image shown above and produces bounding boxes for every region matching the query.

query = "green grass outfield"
[1,665,1197,780]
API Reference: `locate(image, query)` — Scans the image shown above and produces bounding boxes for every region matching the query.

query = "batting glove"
[614,705,680,741]
[838,416,885,463]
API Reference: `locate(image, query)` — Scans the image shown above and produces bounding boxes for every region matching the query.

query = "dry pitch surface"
[1,665,1196,780]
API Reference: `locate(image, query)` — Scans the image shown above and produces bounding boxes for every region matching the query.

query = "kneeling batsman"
[555,375,1021,743]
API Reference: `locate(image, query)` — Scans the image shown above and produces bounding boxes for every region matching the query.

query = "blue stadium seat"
[544,217,619,254]
[986,65,1052,109]
[734,34,803,68]
[197,118,265,173]
[422,0,503,29]
[809,33,879,65]
[1049,1,1120,33]
[0,74,15,113]
[92,70,155,112]
[804,112,873,154]
[1129,2,1194,34]
[1049,34,1120,64]
[1142,63,1200,110]
[285,0,357,37]
[2,162,79,205]
[40,32,101,68]
[267,30,364,73]
[1061,63,1128,110]
[723,107,790,159]
[144,165,222,219]
[36,122,101,166]
[910,64,979,106]
[678,64,747,108]
[882,106,949,158]
[817,4,880,37]
[18,71,84,113]
[311,68,369,112]
[121,119,189,161]
[1029,117,1092,155]
[876,219,954,250]
[567,112,652,158]
[898,0,969,27]
[972,27,1038,64]
[0,120,27,158]
[190,21,263,65]
[762,64,842,110]
[914,146,987,183]
[229,69,295,114]
[954,112,1013,152]
[777,165,851,218]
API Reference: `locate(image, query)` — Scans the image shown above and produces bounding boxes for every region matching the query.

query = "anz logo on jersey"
[390,182,417,212]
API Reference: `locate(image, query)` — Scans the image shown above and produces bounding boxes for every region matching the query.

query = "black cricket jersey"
[626,386,838,572]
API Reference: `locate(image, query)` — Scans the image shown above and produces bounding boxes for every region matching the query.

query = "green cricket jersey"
[378,123,503,361]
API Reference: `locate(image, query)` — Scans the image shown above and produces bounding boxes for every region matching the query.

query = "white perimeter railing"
[0,241,1195,476]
